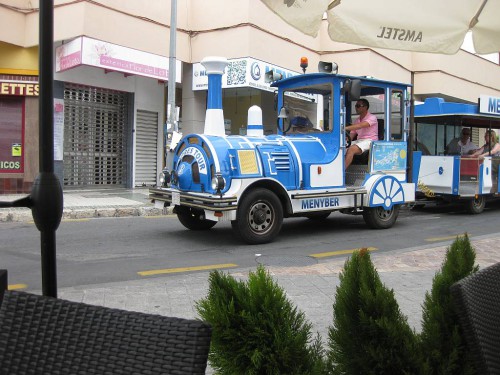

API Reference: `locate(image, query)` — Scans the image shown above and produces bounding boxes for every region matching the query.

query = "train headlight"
[159,168,171,186]
[170,170,179,185]
[211,173,225,193]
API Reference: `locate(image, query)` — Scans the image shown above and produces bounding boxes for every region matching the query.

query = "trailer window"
[415,122,464,155]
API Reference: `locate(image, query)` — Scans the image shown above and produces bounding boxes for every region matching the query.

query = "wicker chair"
[0,270,6,308]
[0,290,211,375]
[450,262,500,375]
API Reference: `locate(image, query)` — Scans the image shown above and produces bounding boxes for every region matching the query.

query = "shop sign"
[0,143,23,171]
[479,95,500,116]
[0,81,39,96]
[54,99,65,161]
[12,144,22,157]
[56,36,182,83]
[192,57,299,91]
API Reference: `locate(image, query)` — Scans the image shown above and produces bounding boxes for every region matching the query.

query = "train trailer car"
[414,96,500,214]
[150,57,415,244]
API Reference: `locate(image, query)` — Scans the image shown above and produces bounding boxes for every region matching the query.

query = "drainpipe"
[165,0,177,168]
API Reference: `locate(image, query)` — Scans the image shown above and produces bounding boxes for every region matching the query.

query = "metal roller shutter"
[63,85,128,187]
[135,110,158,187]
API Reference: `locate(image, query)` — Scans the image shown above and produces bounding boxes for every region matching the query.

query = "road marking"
[310,247,378,258]
[8,284,27,290]
[138,263,238,276]
[62,218,90,223]
[425,234,468,242]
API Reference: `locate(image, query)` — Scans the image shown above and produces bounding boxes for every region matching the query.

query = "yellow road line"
[310,247,378,258]
[138,263,238,276]
[8,284,28,290]
[426,234,468,242]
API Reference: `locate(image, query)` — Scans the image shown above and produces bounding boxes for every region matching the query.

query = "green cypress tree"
[327,248,419,375]
[419,233,479,375]
[196,265,325,374]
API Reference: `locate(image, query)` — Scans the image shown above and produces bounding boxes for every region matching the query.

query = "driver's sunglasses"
[355,104,364,108]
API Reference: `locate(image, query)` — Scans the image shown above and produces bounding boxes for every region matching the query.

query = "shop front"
[0,77,39,194]
[55,36,181,189]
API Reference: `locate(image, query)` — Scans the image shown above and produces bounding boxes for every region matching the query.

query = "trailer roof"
[415,97,500,128]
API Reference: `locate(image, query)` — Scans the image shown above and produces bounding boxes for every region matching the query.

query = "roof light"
[300,57,308,73]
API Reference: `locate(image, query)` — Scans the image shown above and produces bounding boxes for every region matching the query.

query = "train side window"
[390,89,404,140]
[349,88,384,139]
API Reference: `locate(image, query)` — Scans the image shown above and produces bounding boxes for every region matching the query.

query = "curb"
[0,206,175,222]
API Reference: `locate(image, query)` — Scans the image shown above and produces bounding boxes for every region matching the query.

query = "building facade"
[1,0,499,193]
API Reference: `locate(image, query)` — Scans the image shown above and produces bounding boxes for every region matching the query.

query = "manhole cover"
[256,254,318,267]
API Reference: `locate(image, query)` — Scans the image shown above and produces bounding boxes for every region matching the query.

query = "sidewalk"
[55,233,500,338]
[0,187,165,222]
[51,233,500,375]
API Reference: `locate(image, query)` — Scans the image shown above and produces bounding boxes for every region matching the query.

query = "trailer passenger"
[344,99,378,168]
[445,128,477,155]
[471,130,500,157]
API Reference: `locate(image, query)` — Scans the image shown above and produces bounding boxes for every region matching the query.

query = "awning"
[55,36,182,83]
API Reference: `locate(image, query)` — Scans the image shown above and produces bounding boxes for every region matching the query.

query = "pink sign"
[55,36,181,82]
[100,55,167,79]
[59,51,82,72]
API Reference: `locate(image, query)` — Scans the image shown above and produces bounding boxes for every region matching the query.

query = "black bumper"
[149,187,237,211]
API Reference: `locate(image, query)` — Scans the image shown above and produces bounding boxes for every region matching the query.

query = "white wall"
[181,63,206,135]
[4,0,499,104]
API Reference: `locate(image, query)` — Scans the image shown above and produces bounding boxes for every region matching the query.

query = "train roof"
[270,72,410,90]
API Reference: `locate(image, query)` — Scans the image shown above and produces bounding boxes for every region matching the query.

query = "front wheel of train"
[362,205,400,229]
[176,206,217,230]
[231,188,283,244]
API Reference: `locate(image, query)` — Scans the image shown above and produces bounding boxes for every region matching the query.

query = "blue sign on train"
[371,142,407,171]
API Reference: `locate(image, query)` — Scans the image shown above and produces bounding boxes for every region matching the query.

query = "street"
[2,201,500,291]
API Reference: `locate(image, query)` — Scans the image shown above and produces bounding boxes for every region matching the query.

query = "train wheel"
[464,196,486,214]
[232,188,283,244]
[362,205,400,229]
[176,206,217,230]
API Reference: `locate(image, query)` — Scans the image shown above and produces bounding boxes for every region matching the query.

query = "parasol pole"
[33,0,64,297]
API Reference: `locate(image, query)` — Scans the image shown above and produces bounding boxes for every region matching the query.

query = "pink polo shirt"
[350,112,378,141]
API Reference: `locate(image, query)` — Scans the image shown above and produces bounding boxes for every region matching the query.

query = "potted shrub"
[197,265,325,374]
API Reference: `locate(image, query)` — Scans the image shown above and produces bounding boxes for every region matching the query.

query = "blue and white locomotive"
[150,56,416,244]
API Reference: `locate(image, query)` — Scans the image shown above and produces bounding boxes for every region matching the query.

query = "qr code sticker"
[227,60,247,86]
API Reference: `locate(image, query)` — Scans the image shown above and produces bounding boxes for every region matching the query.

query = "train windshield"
[281,83,333,133]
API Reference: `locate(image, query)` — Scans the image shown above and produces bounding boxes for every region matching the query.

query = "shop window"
[0,97,24,173]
